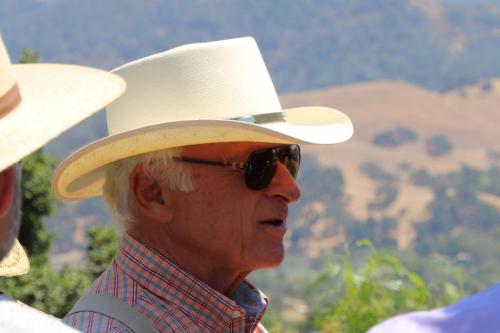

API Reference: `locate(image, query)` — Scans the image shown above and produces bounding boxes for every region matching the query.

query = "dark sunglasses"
[173,144,301,190]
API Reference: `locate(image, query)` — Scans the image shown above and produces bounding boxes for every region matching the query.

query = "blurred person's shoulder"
[368,284,500,333]
[0,292,80,332]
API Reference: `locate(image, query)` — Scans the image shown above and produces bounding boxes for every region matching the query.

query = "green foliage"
[18,149,57,261]
[305,240,464,333]
[401,164,500,291]
[0,221,119,319]
[2,0,447,91]
[87,224,120,279]
[18,48,40,64]
[260,312,284,333]
[347,218,397,248]
[415,165,500,256]
[0,258,91,318]
[478,166,500,196]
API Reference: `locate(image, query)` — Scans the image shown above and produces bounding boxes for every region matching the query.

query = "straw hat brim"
[0,63,125,172]
[0,240,29,277]
[0,63,124,276]
[53,106,353,200]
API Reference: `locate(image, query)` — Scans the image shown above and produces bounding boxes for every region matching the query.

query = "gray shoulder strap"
[67,293,158,333]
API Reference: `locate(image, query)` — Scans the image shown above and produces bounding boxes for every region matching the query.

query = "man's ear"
[129,165,173,224]
[0,166,15,219]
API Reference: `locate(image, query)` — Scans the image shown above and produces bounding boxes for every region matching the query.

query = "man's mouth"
[260,219,285,227]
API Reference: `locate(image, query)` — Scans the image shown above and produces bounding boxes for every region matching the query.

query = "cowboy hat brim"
[53,106,353,200]
[0,239,29,277]
[0,33,124,277]
[0,64,126,172]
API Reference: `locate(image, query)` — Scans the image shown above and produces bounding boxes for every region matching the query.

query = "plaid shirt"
[64,233,269,333]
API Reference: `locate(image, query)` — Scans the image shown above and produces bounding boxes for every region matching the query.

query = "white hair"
[0,164,22,260]
[103,148,194,228]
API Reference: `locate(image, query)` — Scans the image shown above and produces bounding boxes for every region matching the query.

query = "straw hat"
[0,240,30,277]
[0,34,126,276]
[53,37,353,200]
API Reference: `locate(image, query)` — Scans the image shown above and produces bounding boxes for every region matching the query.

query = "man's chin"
[257,247,285,269]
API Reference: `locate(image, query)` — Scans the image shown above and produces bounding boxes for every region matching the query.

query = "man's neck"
[127,229,250,296]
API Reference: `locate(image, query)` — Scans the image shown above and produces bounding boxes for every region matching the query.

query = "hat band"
[0,82,21,118]
[230,111,286,124]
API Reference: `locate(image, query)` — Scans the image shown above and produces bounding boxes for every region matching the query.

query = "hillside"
[282,80,500,250]
[2,0,500,94]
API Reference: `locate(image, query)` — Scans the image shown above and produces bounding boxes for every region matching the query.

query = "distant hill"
[282,79,500,250]
[2,0,500,95]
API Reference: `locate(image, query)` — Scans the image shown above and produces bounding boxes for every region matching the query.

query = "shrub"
[426,135,453,157]
[373,126,418,148]
[368,185,399,211]
[360,161,397,183]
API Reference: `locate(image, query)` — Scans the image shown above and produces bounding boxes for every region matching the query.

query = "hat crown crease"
[107,37,283,136]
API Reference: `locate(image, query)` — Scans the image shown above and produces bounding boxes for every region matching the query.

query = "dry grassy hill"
[281,80,500,249]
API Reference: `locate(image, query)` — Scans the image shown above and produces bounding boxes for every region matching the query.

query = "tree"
[18,149,56,261]
[87,224,120,279]
[425,135,453,157]
[18,48,39,64]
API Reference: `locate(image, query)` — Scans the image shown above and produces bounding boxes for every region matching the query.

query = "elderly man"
[0,34,124,331]
[55,37,353,332]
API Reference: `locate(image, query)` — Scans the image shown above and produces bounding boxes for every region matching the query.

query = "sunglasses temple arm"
[173,156,244,170]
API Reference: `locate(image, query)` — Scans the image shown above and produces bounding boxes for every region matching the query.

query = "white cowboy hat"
[53,37,353,200]
[0,34,126,276]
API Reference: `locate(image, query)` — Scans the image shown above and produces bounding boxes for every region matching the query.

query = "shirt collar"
[115,233,268,331]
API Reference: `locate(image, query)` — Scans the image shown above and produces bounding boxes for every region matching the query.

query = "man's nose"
[264,162,301,203]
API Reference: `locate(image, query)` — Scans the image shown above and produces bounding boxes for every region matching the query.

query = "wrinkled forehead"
[179,141,289,160]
